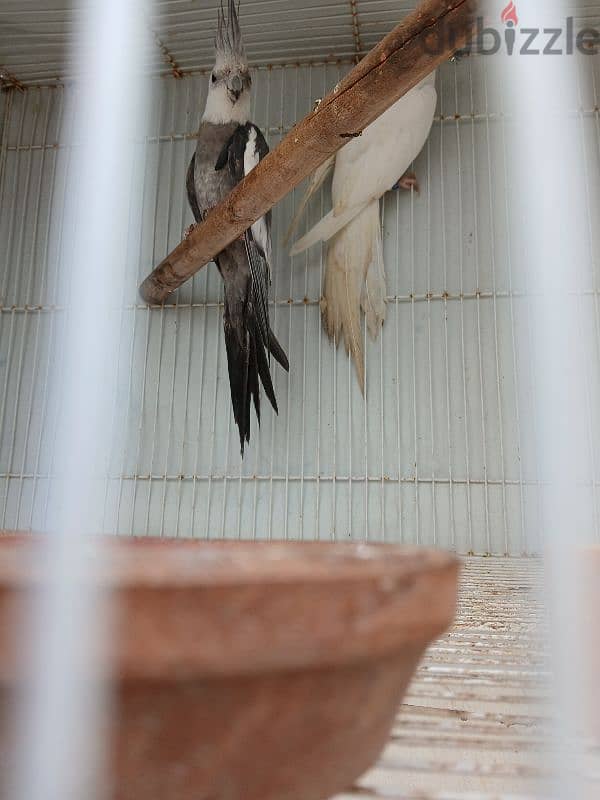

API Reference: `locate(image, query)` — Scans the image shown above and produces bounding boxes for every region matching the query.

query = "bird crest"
[215,0,247,69]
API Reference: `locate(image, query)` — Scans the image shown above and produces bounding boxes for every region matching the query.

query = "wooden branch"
[140,0,479,304]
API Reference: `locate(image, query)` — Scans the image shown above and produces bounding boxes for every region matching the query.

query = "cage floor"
[335,557,600,800]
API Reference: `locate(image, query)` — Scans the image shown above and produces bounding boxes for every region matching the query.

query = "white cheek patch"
[203,80,251,125]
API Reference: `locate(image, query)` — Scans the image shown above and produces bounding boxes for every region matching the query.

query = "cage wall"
[2,54,600,554]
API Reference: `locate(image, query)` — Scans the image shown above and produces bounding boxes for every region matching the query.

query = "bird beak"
[227,74,243,102]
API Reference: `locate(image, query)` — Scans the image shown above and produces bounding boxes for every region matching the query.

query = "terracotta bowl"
[0,536,459,800]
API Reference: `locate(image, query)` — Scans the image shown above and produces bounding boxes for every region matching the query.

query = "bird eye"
[211,73,217,84]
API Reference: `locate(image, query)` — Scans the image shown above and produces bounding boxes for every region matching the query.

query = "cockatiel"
[186,0,288,455]
[287,72,437,390]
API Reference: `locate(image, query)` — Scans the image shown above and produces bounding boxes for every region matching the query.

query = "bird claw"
[392,171,419,193]
[184,223,198,240]
[451,47,471,63]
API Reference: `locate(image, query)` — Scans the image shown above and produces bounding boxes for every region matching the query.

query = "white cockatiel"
[287,72,437,390]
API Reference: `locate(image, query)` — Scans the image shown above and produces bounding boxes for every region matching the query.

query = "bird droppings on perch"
[139,0,480,305]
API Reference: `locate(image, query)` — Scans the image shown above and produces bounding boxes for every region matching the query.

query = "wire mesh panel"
[2,1,600,84]
[2,53,600,553]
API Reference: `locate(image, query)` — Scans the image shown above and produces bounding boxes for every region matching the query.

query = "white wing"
[243,126,272,265]
[332,73,437,214]
[291,73,437,255]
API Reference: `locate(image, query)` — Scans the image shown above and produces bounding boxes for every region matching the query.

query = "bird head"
[204,0,252,124]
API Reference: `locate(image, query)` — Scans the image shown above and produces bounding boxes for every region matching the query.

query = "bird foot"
[392,171,419,193]
[184,223,199,240]
[451,47,471,63]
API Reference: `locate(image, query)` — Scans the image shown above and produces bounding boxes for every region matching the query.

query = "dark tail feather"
[248,331,261,425]
[255,323,278,414]
[268,329,289,372]
[242,230,289,374]
[223,304,287,456]
[223,322,250,453]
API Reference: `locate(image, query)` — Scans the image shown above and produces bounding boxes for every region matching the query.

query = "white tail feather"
[320,201,383,391]
[361,203,387,339]
[284,155,335,246]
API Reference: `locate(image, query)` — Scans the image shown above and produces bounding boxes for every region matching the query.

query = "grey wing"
[223,124,272,351]
[186,153,203,223]
[217,124,289,453]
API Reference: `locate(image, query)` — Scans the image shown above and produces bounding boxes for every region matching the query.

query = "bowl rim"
[0,533,461,681]
[0,532,460,589]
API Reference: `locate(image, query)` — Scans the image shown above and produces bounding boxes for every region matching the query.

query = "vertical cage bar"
[9,3,151,799]
[379,195,385,540]
[0,93,32,529]
[482,56,509,554]
[131,80,165,536]
[439,71,457,550]
[454,61,474,552]
[248,67,261,542]
[315,63,326,540]
[394,166,403,544]
[114,75,155,537]
[574,56,600,542]
[499,69,526,553]
[299,66,308,541]
[160,87,185,538]
[283,67,293,542]
[468,56,491,554]
[13,90,55,529]
[38,115,88,532]
[27,93,64,528]
[265,67,277,542]
[426,135,436,546]
[589,56,600,543]
[410,171,419,543]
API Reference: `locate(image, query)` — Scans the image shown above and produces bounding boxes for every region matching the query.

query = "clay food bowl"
[0,537,459,800]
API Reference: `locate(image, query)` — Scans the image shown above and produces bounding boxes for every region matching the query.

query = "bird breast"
[194,121,239,212]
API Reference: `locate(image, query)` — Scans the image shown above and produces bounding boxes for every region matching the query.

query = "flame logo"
[501,1,518,26]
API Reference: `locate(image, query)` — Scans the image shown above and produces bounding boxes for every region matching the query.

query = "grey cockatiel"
[187,0,288,455]
[286,72,437,391]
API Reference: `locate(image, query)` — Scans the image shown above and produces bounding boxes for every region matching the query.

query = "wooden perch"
[140,0,479,304]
